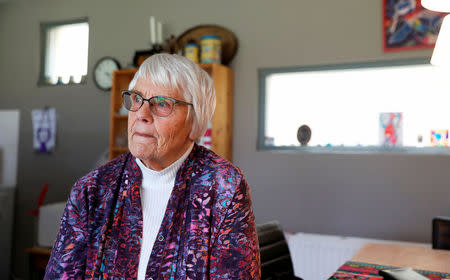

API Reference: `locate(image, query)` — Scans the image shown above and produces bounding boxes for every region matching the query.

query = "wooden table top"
[351,243,450,273]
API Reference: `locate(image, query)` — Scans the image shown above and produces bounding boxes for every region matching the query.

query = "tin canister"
[184,43,199,63]
[200,35,221,64]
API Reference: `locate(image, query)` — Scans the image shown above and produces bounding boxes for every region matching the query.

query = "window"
[39,18,89,86]
[258,59,450,153]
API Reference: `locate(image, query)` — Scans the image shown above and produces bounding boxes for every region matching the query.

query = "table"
[328,243,450,279]
[25,247,51,280]
[351,243,450,274]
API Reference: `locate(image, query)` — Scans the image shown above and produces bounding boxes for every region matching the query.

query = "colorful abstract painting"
[379,113,403,147]
[431,129,449,147]
[383,0,445,52]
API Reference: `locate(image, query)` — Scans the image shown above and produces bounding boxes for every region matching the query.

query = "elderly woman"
[44,54,260,279]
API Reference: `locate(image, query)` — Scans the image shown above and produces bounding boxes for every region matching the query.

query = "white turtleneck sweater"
[135,144,194,280]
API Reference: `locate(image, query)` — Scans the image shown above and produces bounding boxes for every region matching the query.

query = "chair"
[256,221,303,280]
[432,216,450,250]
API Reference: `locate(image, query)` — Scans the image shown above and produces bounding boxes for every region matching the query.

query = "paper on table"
[379,267,430,280]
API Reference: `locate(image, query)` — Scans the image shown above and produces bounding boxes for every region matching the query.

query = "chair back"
[433,216,450,250]
[257,220,302,280]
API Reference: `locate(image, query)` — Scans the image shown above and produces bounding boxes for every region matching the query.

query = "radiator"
[285,232,430,280]
[38,201,66,247]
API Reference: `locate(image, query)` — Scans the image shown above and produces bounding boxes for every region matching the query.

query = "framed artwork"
[383,0,445,52]
[379,112,403,147]
[431,129,449,147]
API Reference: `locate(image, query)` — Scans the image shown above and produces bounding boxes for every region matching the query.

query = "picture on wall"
[431,129,449,147]
[383,0,445,52]
[379,112,403,147]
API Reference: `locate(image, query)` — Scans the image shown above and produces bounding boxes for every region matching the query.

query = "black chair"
[432,216,450,250]
[256,221,302,280]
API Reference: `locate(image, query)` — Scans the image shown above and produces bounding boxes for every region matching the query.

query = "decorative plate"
[176,24,238,65]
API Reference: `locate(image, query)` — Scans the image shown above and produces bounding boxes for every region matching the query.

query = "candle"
[157,22,163,44]
[149,16,156,45]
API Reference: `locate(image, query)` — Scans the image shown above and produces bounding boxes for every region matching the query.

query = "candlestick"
[149,16,156,45]
[157,22,163,44]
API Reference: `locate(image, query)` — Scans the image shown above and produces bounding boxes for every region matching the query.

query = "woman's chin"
[129,143,157,159]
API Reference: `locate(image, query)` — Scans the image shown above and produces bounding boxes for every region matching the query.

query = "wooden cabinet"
[109,63,234,161]
[109,68,136,160]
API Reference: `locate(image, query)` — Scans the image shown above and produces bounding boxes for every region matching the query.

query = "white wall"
[0,110,19,279]
[0,110,20,188]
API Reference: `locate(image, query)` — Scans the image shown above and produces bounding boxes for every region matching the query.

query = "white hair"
[128,54,216,141]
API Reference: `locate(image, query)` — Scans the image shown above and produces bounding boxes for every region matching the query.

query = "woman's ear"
[189,129,200,141]
[186,110,199,141]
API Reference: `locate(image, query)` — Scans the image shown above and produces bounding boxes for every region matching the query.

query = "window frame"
[257,58,450,155]
[38,17,89,87]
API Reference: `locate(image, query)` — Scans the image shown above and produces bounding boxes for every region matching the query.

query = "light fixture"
[431,14,450,66]
[422,0,450,65]
[422,0,450,13]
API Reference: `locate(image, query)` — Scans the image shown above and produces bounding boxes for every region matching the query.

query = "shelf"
[199,63,213,73]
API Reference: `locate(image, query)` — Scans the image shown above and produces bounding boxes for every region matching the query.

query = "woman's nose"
[136,102,154,123]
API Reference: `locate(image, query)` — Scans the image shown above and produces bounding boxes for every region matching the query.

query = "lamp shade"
[422,0,450,13]
[431,15,450,66]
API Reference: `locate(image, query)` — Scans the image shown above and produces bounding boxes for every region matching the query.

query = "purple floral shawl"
[44,144,260,279]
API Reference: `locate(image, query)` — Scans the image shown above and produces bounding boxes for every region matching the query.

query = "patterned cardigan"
[44,144,260,280]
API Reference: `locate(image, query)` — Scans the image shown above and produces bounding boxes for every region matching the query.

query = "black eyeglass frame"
[121,90,193,116]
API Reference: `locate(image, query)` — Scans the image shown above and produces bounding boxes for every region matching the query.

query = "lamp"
[422,0,450,66]
[431,14,450,66]
[422,0,450,13]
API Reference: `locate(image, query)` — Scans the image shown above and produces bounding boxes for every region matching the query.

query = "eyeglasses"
[121,90,193,117]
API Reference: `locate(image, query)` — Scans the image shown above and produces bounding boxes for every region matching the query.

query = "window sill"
[37,81,88,87]
[258,145,450,155]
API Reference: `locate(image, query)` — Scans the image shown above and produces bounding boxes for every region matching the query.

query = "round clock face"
[94,57,120,91]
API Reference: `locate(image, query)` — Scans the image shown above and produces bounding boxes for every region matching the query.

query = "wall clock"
[93,57,121,91]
